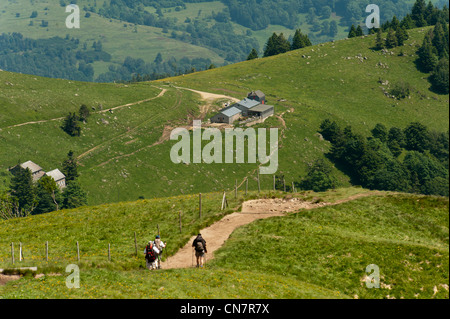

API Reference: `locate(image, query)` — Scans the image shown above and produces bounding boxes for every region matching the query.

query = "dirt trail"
[2,87,167,130]
[161,192,378,269]
[175,86,240,118]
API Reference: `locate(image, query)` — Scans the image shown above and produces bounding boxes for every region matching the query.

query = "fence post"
[221,191,228,210]
[245,178,248,196]
[134,232,138,257]
[283,177,286,192]
[257,170,261,193]
[273,175,276,191]
[235,180,237,199]
[11,242,14,265]
[292,182,295,193]
[199,193,202,219]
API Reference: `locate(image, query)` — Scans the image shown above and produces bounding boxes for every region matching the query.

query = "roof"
[248,104,274,113]
[248,90,265,98]
[20,161,43,173]
[236,98,261,110]
[221,106,242,117]
[46,169,66,182]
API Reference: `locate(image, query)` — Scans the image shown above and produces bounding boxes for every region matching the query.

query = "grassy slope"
[160,26,449,182]
[0,27,448,205]
[0,189,447,299]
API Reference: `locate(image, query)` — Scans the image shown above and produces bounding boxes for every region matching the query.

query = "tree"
[263,32,290,57]
[400,14,415,30]
[62,112,81,136]
[432,22,448,58]
[35,176,61,214]
[9,166,36,214]
[371,123,388,143]
[348,24,357,38]
[291,29,311,50]
[417,33,439,72]
[404,122,430,152]
[385,28,398,48]
[1,191,31,219]
[391,16,400,30]
[319,119,344,145]
[263,33,277,57]
[247,48,259,60]
[395,26,409,46]
[154,52,163,64]
[411,0,427,27]
[62,150,79,182]
[375,28,384,50]
[355,25,364,37]
[388,127,406,157]
[62,180,87,209]
[79,104,90,122]
[299,159,337,192]
[430,58,449,94]
[275,33,291,54]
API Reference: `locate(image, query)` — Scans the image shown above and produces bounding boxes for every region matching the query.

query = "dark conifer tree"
[385,28,398,48]
[10,166,36,213]
[62,150,79,182]
[247,48,259,60]
[355,25,364,36]
[348,24,356,38]
[375,28,384,50]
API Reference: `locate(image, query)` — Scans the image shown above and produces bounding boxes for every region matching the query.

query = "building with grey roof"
[210,90,272,124]
[45,169,66,189]
[20,160,45,182]
[210,106,242,124]
[247,104,274,119]
[247,90,266,104]
[233,98,261,116]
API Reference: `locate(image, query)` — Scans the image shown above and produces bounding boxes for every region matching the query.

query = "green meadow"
[0,26,448,206]
[0,189,447,299]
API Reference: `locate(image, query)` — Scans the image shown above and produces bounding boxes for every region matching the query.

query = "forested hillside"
[0,0,448,83]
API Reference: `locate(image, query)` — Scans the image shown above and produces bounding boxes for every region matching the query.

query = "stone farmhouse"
[210,90,274,124]
[9,161,66,189]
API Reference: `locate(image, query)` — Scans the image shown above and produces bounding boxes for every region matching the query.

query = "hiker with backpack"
[192,233,207,268]
[144,241,159,270]
[153,235,166,269]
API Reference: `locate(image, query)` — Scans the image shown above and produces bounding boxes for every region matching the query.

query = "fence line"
[1,173,298,267]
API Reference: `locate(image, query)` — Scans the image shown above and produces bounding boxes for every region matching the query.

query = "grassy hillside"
[0,189,447,299]
[0,27,448,205]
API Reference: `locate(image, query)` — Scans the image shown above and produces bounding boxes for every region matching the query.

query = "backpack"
[195,240,204,252]
[145,245,156,262]
[154,238,162,252]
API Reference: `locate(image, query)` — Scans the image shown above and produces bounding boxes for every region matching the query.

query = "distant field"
[0,0,226,78]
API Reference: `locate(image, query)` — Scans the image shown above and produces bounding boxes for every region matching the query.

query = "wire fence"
[0,172,297,270]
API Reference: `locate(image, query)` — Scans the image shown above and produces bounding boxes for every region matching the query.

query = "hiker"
[192,233,207,268]
[153,235,166,269]
[144,241,159,270]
